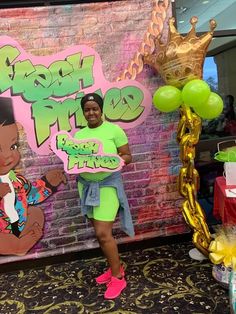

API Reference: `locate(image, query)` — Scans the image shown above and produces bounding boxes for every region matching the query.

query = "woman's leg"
[92,219,122,278]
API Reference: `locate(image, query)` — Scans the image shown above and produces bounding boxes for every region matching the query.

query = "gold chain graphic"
[116,0,169,81]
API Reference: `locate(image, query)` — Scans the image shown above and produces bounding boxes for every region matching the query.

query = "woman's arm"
[117,143,132,165]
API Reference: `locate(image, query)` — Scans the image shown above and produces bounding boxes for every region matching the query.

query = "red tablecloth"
[213,176,236,224]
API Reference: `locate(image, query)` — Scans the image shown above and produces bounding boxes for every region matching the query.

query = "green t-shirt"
[74,121,128,181]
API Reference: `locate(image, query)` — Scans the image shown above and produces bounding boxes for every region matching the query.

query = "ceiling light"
[202,1,209,4]
[179,20,185,24]
[176,6,188,14]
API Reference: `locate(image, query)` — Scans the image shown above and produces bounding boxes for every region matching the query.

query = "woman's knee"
[95,228,112,244]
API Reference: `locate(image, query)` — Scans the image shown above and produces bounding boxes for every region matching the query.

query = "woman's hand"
[117,144,132,165]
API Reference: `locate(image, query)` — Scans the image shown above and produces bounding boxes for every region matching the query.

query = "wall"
[215,46,236,101]
[0,0,188,264]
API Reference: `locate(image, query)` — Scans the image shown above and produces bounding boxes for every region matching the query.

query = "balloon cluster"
[153,79,223,120]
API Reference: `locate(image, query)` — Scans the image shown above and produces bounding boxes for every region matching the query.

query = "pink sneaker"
[95,266,124,285]
[104,276,127,299]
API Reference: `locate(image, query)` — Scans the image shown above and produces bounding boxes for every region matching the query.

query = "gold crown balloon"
[144,16,217,88]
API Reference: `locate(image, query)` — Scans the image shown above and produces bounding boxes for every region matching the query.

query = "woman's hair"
[80,93,103,112]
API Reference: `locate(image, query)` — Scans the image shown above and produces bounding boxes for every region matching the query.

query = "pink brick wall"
[0,0,189,264]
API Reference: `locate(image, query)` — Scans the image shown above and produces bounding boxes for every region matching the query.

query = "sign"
[0,36,152,155]
[51,132,124,174]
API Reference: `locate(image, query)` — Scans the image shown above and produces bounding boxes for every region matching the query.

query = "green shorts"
[78,182,119,221]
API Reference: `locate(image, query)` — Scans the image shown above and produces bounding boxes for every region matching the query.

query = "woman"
[75,93,134,299]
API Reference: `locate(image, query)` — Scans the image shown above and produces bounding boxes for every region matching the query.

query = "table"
[213,176,236,224]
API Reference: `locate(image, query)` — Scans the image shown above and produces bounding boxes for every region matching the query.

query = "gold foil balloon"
[144,16,217,257]
[117,2,218,259]
[144,17,216,88]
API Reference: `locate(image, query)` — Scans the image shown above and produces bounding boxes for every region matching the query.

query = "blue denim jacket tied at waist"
[77,171,135,237]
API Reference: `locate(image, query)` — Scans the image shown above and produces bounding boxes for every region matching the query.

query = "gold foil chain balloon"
[177,105,212,256]
[116,1,214,256]
[116,0,170,81]
[143,15,216,256]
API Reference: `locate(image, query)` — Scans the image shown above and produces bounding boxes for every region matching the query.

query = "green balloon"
[193,92,223,119]
[182,79,211,108]
[152,85,182,113]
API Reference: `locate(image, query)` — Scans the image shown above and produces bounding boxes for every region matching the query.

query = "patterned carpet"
[0,241,230,314]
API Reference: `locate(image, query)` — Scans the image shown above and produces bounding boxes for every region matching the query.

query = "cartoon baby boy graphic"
[0,97,66,256]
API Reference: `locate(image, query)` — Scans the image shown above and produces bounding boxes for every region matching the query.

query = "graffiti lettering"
[32,86,144,146]
[51,132,123,173]
[32,97,87,146]
[0,46,95,101]
[68,155,120,171]
[56,134,99,155]
[104,86,144,121]
[0,45,20,93]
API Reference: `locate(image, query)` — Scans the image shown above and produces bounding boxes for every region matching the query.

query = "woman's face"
[83,101,103,128]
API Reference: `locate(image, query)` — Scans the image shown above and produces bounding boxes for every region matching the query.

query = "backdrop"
[0,0,189,264]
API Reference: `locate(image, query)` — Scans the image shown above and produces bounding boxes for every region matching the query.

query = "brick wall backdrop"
[0,0,189,264]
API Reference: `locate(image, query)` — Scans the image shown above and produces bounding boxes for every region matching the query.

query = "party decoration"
[177,105,211,256]
[152,85,182,112]
[209,236,236,269]
[193,92,223,119]
[143,16,216,88]
[210,226,236,298]
[51,132,125,174]
[209,231,236,269]
[182,79,211,108]
[212,264,232,289]
[214,147,236,162]
[118,0,217,257]
[226,163,236,187]
[143,14,217,257]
